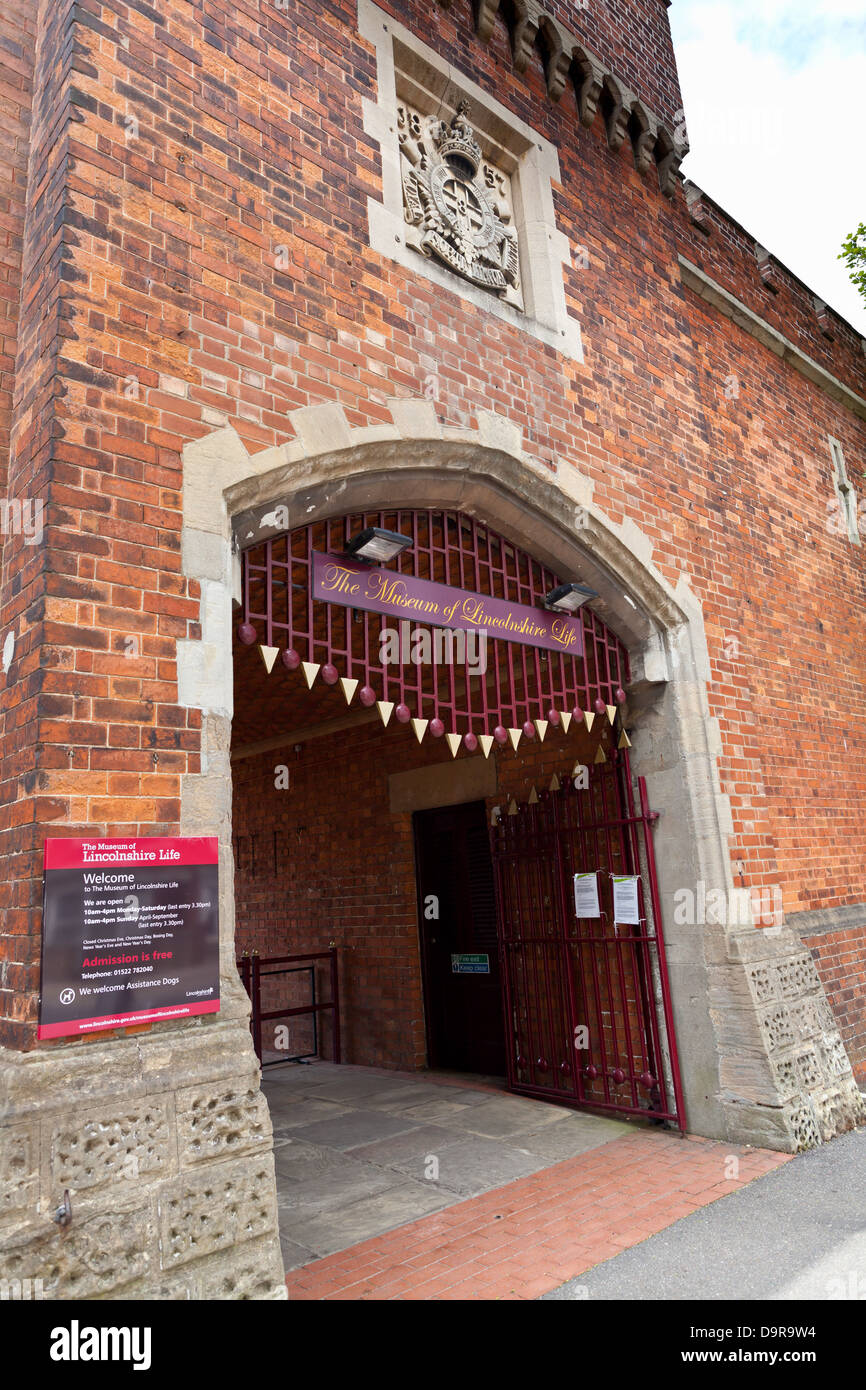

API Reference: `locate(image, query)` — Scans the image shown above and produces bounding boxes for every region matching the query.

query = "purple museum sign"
[312,552,583,656]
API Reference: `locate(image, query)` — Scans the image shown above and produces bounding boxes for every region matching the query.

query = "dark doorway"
[413,800,506,1076]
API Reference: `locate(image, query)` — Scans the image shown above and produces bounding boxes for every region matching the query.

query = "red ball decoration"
[237,622,257,646]
[571,707,582,723]
[281,648,300,670]
[584,1064,598,1080]
[359,685,376,707]
[547,707,561,727]
[522,720,536,739]
[463,731,478,752]
[639,1071,656,1090]
[321,663,339,685]
[430,718,445,738]
[611,1067,626,1084]
[615,687,627,704]
[493,725,508,744]
[395,702,411,723]
[594,697,607,715]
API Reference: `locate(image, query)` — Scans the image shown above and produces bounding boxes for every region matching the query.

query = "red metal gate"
[491,752,685,1129]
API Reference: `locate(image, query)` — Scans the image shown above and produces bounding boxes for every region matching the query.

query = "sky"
[668,0,866,335]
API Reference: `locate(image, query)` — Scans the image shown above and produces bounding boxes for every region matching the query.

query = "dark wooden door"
[413,800,505,1076]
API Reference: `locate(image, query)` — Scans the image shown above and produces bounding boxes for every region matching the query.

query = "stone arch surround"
[181,400,864,1152]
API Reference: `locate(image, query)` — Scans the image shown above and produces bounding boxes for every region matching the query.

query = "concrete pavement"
[544,1127,866,1301]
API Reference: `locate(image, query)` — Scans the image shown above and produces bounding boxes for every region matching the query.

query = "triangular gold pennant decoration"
[618,729,632,749]
[549,773,561,791]
[301,662,320,689]
[377,700,394,727]
[560,712,572,733]
[534,719,548,743]
[528,785,539,804]
[478,734,494,759]
[445,732,462,758]
[258,645,279,674]
[340,677,358,705]
[507,798,518,816]
[508,728,522,751]
[583,711,595,732]
[606,704,617,725]
[412,718,428,744]
[594,745,607,764]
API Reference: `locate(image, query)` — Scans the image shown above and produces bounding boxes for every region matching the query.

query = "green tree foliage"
[839,222,866,305]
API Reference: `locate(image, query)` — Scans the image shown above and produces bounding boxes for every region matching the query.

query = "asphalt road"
[543,1127,866,1300]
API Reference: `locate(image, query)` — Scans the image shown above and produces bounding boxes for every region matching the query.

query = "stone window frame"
[828,435,860,545]
[358,0,584,363]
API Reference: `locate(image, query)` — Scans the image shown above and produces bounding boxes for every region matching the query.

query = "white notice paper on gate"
[611,874,641,925]
[573,872,601,919]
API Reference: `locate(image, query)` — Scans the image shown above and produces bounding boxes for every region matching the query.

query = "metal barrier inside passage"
[236,947,341,1068]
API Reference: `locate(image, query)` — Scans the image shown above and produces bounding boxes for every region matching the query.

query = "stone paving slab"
[361,1082,453,1110]
[294,1074,407,1102]
[349,1123,463,1166]
[447,1096,570,1139]
[288,1181,453,1258]
[393,1098,481,1124]
[287,1108,421,1152]
[514,1115,633,1159]
[391,1135,548,1197]
[273,1139,362,1182]
[362,1081,492,1111]
[279,1235,317,1270]
[265,1063,646,1272]
[269,1098,354,1129]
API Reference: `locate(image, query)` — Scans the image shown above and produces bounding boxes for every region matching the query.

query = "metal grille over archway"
[238,510,630,750]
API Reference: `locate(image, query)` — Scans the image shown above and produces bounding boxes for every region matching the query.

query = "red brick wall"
[0,0,35,497]
[0,0,74,1044]
[0,0,36,1022]
[804,927,866,1086]
[233,721,425,1070]
[2,0,865,1049]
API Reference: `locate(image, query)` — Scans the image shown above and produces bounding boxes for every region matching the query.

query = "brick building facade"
[1,0,864,1299]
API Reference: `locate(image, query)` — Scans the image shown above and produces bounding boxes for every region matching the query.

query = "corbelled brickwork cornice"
[435,0,685,197]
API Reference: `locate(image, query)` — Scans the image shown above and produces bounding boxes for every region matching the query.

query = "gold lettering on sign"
[367,571,441,616]
[320,563,361,597]
[550,618,579,650]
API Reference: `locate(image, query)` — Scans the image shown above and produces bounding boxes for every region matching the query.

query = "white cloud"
[670,0,866,334]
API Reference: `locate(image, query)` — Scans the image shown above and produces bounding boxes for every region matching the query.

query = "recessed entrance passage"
[413,801,505,1076]
[232,506,683,1131]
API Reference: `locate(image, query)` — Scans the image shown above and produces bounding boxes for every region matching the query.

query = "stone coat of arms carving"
[398,101,522,309]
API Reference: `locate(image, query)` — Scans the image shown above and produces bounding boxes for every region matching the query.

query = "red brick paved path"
[285,1130,790,1300]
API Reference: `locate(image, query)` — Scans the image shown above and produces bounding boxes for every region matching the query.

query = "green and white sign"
[451,953,490,975]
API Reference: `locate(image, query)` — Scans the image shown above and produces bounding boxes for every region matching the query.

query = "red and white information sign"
[38,837,220,1040]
